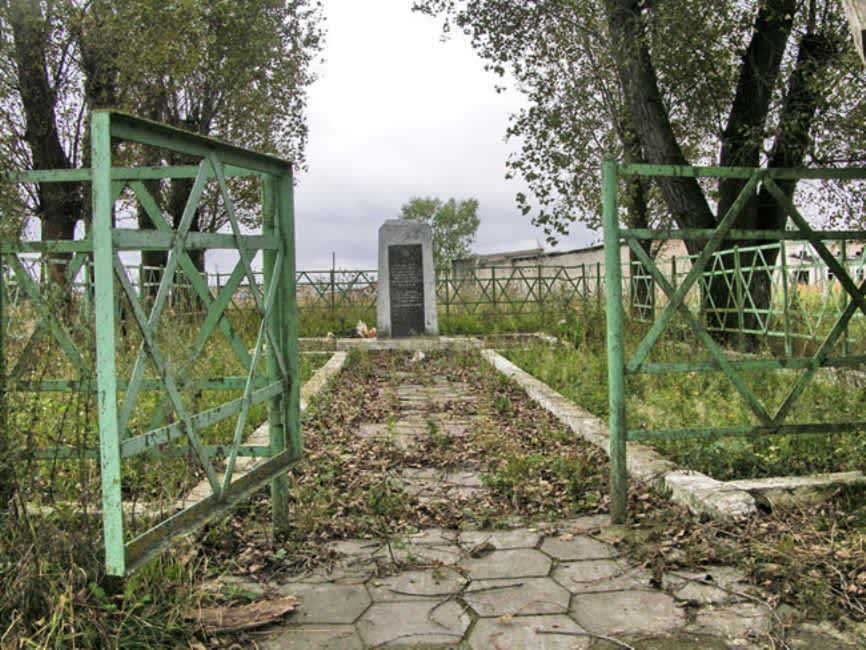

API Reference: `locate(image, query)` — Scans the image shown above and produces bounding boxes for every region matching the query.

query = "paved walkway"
[251,516,780,649]
[239,358,846,649]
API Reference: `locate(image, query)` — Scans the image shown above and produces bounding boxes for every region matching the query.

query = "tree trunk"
[136,179,167,306]
[711,30,838,347]
[605,0,836,347]
[167,176,205,313]
[8,1,81,291]
[705,0,795,343]
[619,119,654,320]
[603,0,716,237]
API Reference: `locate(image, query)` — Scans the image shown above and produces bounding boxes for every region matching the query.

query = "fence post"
[602,158,627,524]
[537,263,543,312]
[581,263,587,299]
[596,261,601,307]
[841,239,849,356]
[780,240,792,358]
[329,258,336,318]
[734,246,744,349]
[0,252,9,510]
[491,266,497,310]
[671,255,677,292]
[272,171,299,537]
[91,111,125,576]
[444,266,451,319]
[262,176,285,536]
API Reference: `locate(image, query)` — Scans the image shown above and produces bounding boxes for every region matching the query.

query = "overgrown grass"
[1,513,204,647]
[505,307,866,480]
[619,484,866,624]
[1,299,328,648]
[251,348,608,550]
[295,303,578,337]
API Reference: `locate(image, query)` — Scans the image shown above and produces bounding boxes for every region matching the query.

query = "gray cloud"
[290,0,597,271]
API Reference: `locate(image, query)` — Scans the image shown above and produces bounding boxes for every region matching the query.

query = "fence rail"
[9,242,866,346]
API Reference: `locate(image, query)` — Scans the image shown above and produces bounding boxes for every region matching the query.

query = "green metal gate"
[3,111,301,576]
[603,160,866,523]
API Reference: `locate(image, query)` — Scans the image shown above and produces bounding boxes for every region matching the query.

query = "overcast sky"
[280,0,597,272]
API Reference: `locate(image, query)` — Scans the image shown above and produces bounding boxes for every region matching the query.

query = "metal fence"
[603,159,866,523]
[629,240,866,353]
[2,111,301,576]
[9,238,866,346]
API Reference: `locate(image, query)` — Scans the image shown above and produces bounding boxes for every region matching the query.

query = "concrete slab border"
[483,346,866,518]
[299,336,483,352]
[480,348,758,520]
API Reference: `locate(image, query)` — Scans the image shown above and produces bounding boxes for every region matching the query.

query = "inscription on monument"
[388,244,425,336]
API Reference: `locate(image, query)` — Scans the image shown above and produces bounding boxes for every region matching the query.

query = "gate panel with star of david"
[2,111,301,577]
[602,160,866,524]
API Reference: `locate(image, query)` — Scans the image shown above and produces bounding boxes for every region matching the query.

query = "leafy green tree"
[415,0,863,336]
[0,0,324,282]
[400,196,481,267]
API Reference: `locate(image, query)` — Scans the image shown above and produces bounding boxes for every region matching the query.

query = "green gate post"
[840,240,849,356]
[92,111,126,576]
[0,252,8,508]
[262,175,288,537]
[602,158,627,524]
[273,171,299,537]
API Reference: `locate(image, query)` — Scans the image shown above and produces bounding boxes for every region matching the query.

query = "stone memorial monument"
[377,219,438,337]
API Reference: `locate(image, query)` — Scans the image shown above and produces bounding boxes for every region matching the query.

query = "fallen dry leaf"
[187,595,299,634]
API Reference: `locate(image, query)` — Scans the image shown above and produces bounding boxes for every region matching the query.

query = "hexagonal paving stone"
[786,622,864,649]
[283,564,374,585]
[627,632,732,650]
[688,602,772,640]
[561,514,611,533]
[552,559,650,594]
[373,541,462,566]
[356,599,471,647]
[325,538,382,561]
[662,566,750,605]
[368,568,467,602]
[258,624,363,649]
[458,528,542,550]
[464,577,570,617]
[460,548,552,580]
[570,589,685,636]
[405,528,458,546]
[540,534,617,561]
[468,615,590,650]
[444,470,484,488]
[277,583,371,624]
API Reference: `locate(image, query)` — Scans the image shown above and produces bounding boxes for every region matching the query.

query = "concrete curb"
[728,471,866,508]
[480,349,758,521]
[28,351,351,519]
[300,336,484,352]
[300,351,349,415]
